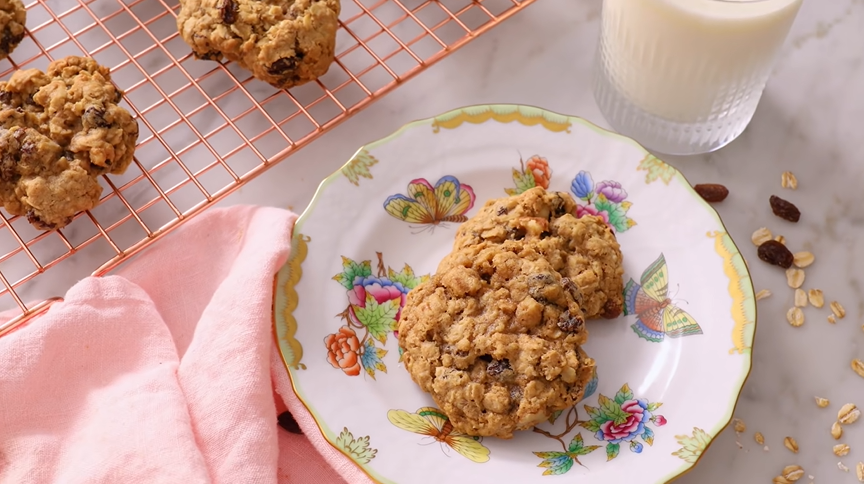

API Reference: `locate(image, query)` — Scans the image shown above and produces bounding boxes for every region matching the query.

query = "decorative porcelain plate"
[274,105,756,484]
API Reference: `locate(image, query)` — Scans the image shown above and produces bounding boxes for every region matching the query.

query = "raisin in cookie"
[0,0,25,60]
[451,187,625,319]
[177,0,340,89]
[0,56,139,229]
[398,244,596,439]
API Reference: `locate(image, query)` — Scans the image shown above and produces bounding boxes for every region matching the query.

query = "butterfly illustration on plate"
[383,176,475,231]
[623,253,703,342]
[387,407,490,463]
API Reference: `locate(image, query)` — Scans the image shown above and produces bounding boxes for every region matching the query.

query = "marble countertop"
[222,0,863,482]
[20,0,863,481]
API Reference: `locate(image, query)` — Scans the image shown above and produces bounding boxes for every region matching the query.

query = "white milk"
[594,0,803,153]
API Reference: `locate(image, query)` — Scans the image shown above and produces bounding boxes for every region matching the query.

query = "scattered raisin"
[496,206,508,216]
[557,310,585,333]
[0,90,11,105]
[693,183,729,203]
[757,240,794,268]
[769,195,800,222]
[478,354,493,362]
[486,359,511,376]
[277,411,303,434]
[64,151,75,161]
[220,0,239,24]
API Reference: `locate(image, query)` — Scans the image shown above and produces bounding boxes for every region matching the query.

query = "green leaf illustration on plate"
[637,154,676,185]
[335,427,378,464]
[533,433,600,476]
[360,339,387,379]
[672,427,711,463]
[342,150,379,186]
[355,296,399,344]
[332,257,372,290]
[387,264,428,291]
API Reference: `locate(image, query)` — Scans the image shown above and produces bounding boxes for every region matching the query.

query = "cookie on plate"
[0,56,139,229]
[0,0,26,60]
[177,0,341,89]
[398,243,596,439]
[451,187,625,319]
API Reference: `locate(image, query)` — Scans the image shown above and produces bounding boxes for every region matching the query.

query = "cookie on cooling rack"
[449,187,625,319]
[397,243,596,439]
[0,0,26,60]
[177,0,340,89]
[0,56,139,230]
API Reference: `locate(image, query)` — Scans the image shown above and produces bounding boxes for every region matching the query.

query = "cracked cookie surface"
[0,0,25,60]
[450,187,625,319]
[0,56,138,229]
[398,244,596,439]
[177,0,341,89]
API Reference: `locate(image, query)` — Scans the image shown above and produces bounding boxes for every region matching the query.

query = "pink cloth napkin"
[0,206,372,484]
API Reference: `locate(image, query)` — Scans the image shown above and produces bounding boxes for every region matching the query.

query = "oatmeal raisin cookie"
[398,244,596,439]
[450,187,625,319]
[0,56,139,229]
[177,0,341,89]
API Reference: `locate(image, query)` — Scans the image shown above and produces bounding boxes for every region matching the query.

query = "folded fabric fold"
[0,206,366,484]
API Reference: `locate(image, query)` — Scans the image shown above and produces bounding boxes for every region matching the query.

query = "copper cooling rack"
[0,0,535,332]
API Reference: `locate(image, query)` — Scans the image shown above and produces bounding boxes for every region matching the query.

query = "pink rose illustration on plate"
[580,384,665,461]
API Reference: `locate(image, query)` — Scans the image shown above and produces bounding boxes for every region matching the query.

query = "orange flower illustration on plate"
[506,155,552,195]
[325,326,362,376]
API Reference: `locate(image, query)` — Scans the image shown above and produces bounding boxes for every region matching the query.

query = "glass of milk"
[593,0,803,155]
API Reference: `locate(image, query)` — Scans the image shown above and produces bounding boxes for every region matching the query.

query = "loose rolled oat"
[733,418,746,433]
[793,251,814,268]
[783,465,805,481]
[808,289,824,308]
[786,268,805,288]
[787,307,804,327]
[828,314,837,324]
[834,443,850,457]
[815,397,830,408]
[830,301,846,319]
[756,289,772,301]
[852,359,864,379]
[775,235,787,244]
[784,436,799,453]
[752,227,773,246]
[755,431,765,445]
[773,477,791,484]
[855,461,863,482]
[832,421,843,439]
[794,289,808,307]
[781,171,798,190]
[839,404,860,425]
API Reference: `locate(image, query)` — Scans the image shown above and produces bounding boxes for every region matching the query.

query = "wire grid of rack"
[0,0,535,331]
